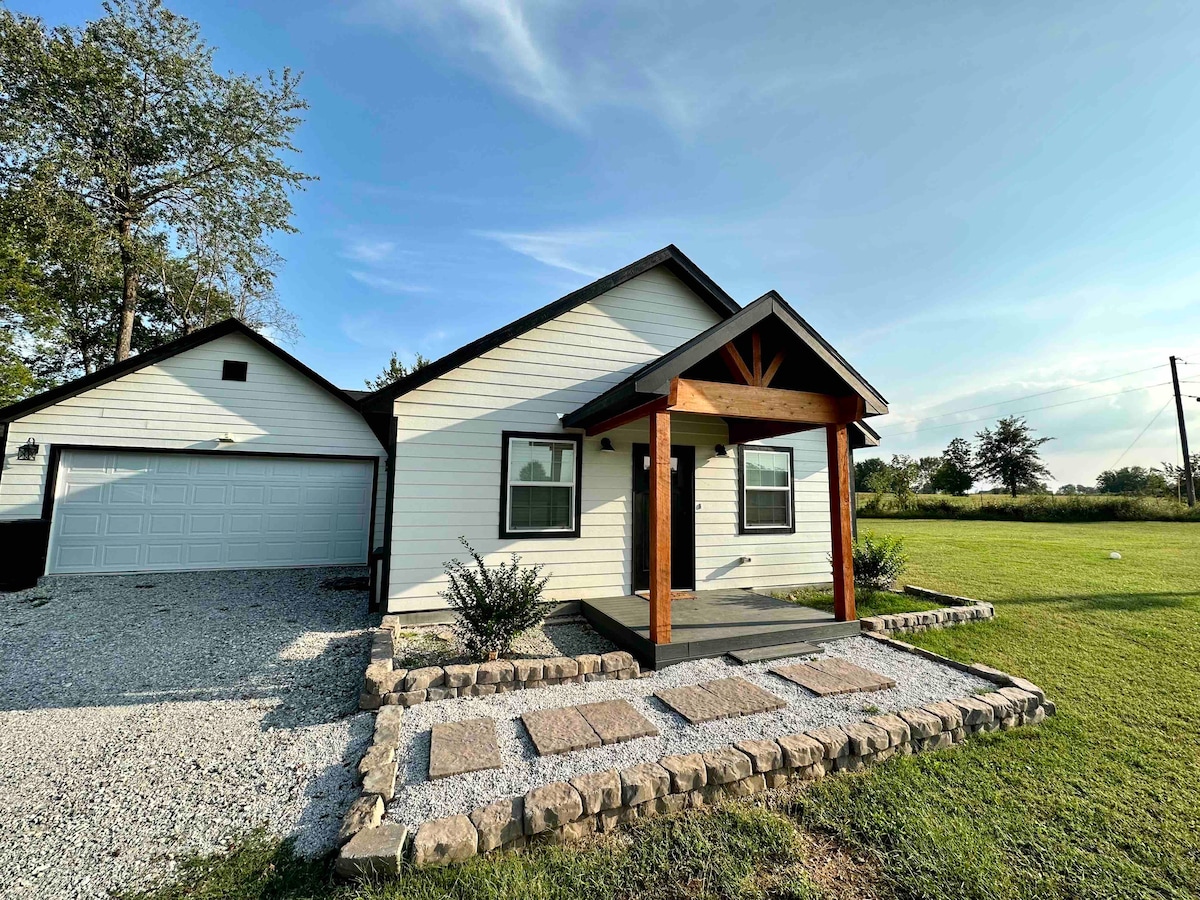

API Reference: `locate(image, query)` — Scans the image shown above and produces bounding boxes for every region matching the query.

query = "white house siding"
[387,267,834,612]
[0,332,387,547]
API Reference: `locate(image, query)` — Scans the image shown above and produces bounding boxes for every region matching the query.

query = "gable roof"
[562,290,888,432]
[357,244,741,411]
[0,318,364,424]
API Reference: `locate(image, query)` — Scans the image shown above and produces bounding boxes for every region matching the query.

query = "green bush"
[856,492,1200,523]
[852,531,908,590]
[440,537,551,660]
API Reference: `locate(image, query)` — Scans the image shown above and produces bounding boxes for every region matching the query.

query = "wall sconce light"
[599,438,615,453]
[714,444,728,457]
[217,433,236,443]
[16,437,39,460]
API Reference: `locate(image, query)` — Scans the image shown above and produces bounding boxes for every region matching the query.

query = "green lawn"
[125,520,1200,900]
[778,586,942,618]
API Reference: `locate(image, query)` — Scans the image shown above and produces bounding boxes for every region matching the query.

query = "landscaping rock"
[922,699,965,731]
[405,666,445,692]
[724,774,767,798]
[542,657,580,679]
[897,707,942,740]
[576,653,601,675]
[357,743,395,776]
[392,689,427,707]
[806,726,850,759]
[600,650,635,673]
[412,815,478,867]
[443,663,477,688]
[364,660,393,695]
[524,782,584,835]
[620,762,670,806]
[477,659,515,684]
[777,733,824,768]
[951,696,994,726]
[660,753,707,792]
[469,797,524,852]
[735,739,784,773]
[335,822,408,878]
[358,691,382,711]
[512,659,544,682]
[842,721,891,755]
[361,757,398,801]
[336,794,384,846]
[571,769,622,815]
[866,713,911,747]
[702,746,753,784]
[997,686,1039,713]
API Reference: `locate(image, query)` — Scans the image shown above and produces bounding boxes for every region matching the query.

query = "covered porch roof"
[562,290,888,444]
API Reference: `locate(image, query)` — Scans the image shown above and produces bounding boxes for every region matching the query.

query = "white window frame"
[739,445,795,534]
[500,433,581,538]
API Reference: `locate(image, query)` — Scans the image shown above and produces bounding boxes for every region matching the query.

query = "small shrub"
[852,531,908,591]
[440,537,551,660]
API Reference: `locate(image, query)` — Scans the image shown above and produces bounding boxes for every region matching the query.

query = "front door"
[632,444,695,593]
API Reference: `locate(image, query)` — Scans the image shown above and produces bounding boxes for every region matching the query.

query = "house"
[0,246,886,663]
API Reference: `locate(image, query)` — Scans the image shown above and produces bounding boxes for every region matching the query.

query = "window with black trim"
[500,432,582,538]
[738,445,795,534]
[222,360,248,381]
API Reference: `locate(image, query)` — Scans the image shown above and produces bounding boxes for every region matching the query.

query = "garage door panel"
[48,450,373,574]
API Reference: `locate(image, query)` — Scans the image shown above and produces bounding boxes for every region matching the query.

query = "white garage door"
[47,449,374,574]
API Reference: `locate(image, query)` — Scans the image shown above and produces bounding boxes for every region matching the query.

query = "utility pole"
[1170,355,1196,507]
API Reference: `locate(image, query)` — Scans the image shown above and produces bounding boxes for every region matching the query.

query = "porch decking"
[581,588,860,669]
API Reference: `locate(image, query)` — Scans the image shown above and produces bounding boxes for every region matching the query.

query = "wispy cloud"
[342,239,397,264]
[348,270,429,294]
[474,228,611,277]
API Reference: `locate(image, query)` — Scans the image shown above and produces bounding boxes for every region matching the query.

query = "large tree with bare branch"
[0,0,311,364]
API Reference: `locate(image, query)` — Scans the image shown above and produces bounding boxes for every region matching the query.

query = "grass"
[123,520,1200,900]
[856,491,1200,522]
[778,586,942,618]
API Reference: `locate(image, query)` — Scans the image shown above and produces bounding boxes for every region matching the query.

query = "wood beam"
[826,423,856,622]
[719,342,754,385]
[648,409,672,644]
[751,332,763,385]
[584,396,668,436]
[669,378,862,425]
[726,419,817,445]
[761,351,785,388]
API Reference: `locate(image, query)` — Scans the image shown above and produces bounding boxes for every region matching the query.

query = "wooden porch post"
[826,423,856,621]
[649,409,672,643]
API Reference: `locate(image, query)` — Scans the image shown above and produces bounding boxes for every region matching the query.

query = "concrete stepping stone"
[428,717,502,780]
[770,658,896,696]
[654,684,736,724]
[576,699,659,744]
[808,657,896,691]
[701,676,786,715]
[522,706,603,755]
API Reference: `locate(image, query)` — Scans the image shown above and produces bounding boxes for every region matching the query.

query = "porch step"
[726,641,821,665]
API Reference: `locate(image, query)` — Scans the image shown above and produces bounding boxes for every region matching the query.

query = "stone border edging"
[359,615,641,711]
[335,648,1054,875]
[857,585,995,636]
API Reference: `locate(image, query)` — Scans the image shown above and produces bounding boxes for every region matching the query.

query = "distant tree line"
[857,414,1196,506]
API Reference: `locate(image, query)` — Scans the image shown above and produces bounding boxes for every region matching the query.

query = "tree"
[854,456,886,490]
[1160,457,1200,500]
[930,436,975,495]
[0,0,312,363]
[864,454,920,509]
[975,416,1052,498]
[1096,466,1168,496]
[365,351,432,391]
[916,456,940,493]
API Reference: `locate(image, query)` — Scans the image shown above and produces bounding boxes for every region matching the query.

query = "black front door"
[632,444,695,593]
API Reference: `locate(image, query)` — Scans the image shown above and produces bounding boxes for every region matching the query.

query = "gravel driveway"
[0,568,376,900]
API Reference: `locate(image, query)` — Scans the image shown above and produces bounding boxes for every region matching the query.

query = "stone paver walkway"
[429,718,503,779]
[655,676,786,724]
[576,699,659,745]
[522,699,659,755]
[770,658,896,696]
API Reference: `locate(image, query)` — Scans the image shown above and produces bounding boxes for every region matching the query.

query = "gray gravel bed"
[391,618,616,668]
[386,636,991,827]
[0,568,375,900]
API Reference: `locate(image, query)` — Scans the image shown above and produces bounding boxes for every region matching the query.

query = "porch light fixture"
[714,444,728,457]
[599,438,615,453]
[16,437,39,460]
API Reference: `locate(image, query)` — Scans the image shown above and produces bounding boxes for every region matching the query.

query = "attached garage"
[46,449,375,574]
[0,319,389,590]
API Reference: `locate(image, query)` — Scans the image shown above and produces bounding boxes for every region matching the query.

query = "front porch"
[562,290,889,667]
[582,588,861,669]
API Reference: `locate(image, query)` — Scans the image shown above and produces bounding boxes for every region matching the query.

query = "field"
[856,491,1199,522]
[127,520,1200,900]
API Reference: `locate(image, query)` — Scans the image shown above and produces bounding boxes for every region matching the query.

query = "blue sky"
[25,0,1200,486]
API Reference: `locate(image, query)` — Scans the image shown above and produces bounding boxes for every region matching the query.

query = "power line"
[877,380,1174,437]
[894,363,1167,425]
[1109,400,1173,469]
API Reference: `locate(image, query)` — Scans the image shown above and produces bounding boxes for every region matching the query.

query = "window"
[738,445,795,534]
[222,360,248,381]
[500,432,582,538]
